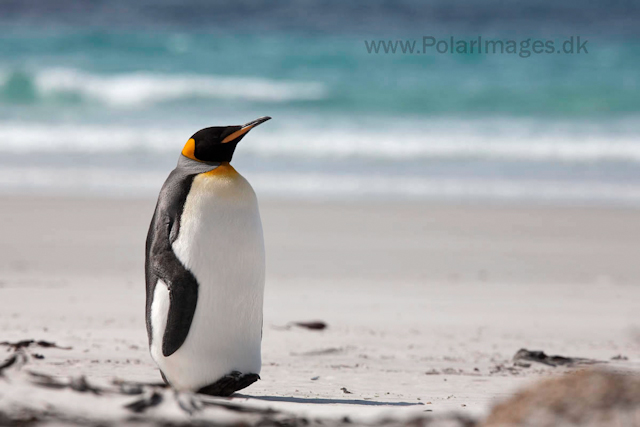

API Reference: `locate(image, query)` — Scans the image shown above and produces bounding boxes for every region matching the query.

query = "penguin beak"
[221,116,271,144]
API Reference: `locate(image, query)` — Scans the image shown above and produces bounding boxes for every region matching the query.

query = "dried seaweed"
[513,348,602,368]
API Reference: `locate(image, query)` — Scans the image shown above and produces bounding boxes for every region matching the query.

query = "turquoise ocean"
[0,1,639,204]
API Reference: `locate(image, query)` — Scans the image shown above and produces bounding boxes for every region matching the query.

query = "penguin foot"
[197,371,260,397]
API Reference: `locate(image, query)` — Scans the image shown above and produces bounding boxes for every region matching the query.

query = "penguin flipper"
[146,205,199,358]
[149,242,199,357]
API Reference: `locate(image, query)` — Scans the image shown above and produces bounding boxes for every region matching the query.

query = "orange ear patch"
[181,138,198,161]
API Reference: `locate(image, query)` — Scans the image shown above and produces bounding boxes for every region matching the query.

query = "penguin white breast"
[151,164,265,391]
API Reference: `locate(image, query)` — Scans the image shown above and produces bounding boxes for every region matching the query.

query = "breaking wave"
[0,68,327,107]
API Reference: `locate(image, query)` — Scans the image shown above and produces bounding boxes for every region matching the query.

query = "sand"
[0,195,639,425]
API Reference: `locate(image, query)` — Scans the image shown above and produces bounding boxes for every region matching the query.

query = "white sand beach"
[0,195,639,425]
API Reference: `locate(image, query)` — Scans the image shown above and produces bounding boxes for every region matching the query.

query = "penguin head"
[181,116,271,163]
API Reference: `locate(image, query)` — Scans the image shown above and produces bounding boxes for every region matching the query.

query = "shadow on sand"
[238,394,423,407]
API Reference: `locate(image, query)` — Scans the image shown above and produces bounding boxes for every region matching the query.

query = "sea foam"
[0,119,640,164]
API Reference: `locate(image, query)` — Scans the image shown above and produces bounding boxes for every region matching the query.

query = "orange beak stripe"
[221,124,256,144]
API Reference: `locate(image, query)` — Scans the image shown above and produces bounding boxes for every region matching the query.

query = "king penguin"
[145,116,271,396]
